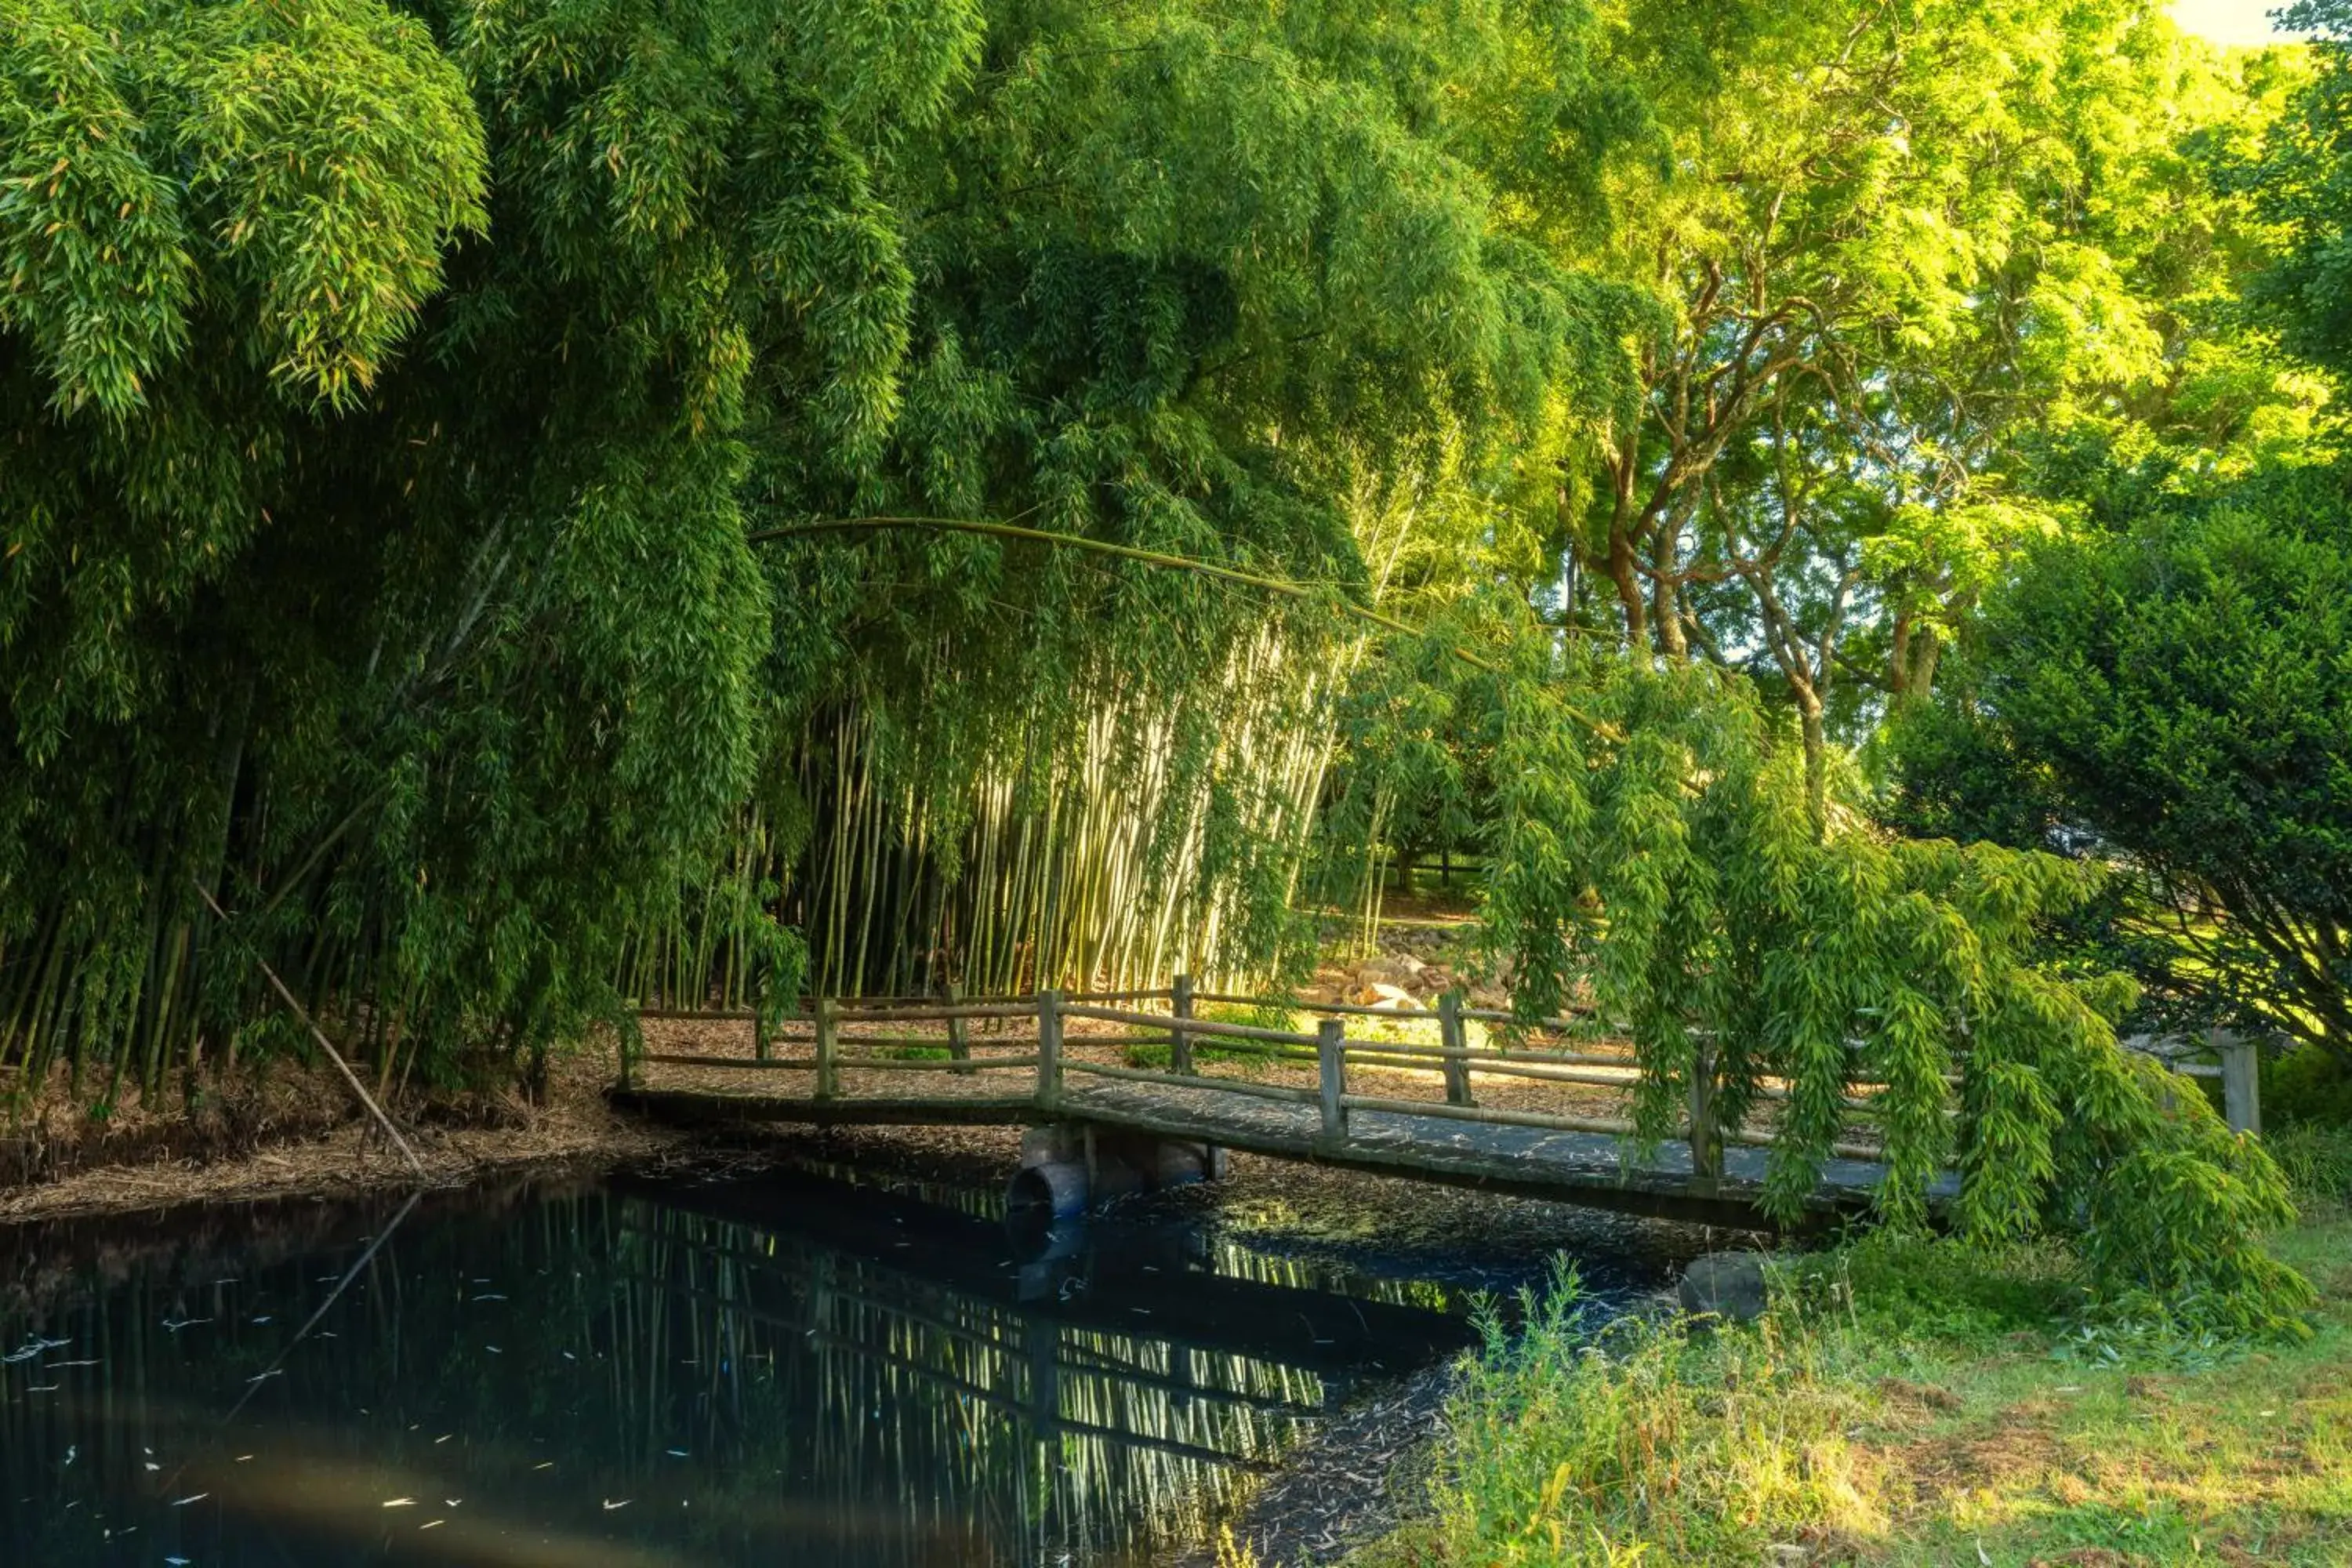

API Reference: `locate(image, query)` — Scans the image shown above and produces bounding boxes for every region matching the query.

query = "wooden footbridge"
[613,982,2263,1230]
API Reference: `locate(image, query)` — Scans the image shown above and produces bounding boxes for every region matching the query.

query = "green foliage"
[1,0,1660,1088]
[0,0,2325,1345]
[1380,1264,1866,1566]
[1473,645,2310,1329]
[2268,1045,2352,1128]
[2256,1,2352,376]
[1899,466,2352,1065]
[1784,1229,2082,1348]
[1359,1215,2352,1568]
[0,0,983,1091]
[1550,0,2326,782]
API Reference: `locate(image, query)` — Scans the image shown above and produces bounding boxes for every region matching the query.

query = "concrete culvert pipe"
[1006,1159,1090,1221]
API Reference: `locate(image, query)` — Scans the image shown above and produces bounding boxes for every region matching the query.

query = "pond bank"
[0,1047,678,1224]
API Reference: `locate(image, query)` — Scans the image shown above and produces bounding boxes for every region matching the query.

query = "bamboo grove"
[2,0,2343,1320]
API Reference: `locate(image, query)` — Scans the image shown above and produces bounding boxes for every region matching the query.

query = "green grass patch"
[2272,1120,2352,1220]
[1323,1214,2352,1568]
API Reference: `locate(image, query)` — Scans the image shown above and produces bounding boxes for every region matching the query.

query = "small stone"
[1677,1251,1772,1323]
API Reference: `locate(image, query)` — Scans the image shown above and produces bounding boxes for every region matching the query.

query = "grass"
[1306,1126,2352,1568]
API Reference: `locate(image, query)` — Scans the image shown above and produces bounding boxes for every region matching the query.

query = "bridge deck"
[613,987,1979,1229]
[613,1076,1918,1229]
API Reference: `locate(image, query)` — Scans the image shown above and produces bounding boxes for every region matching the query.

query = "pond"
[0,1152,1705,1566]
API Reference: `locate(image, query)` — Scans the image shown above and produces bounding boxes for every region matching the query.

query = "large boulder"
[1677,1251,1773,1322]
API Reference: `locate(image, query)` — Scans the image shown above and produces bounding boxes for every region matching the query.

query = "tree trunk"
[1798,693,1828,840]
[1604,526,1647,650]
[1907,627,1943,704]
[1890,610,1942,709]
[1651,528,1686,662]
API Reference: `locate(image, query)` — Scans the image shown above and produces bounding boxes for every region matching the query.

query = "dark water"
[0,1157,1701,1567]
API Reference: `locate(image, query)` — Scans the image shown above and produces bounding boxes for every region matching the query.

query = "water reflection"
[0,1165,1479,1566]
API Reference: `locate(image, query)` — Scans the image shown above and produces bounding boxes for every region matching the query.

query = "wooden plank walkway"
[615,1079,1915,1228]
[614,982,1977,1229]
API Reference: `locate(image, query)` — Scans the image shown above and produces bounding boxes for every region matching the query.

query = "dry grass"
[0,1040,683,1225]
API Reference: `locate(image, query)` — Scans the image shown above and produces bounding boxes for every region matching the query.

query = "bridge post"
[1318,1020,1348,1144]
[815,996,839,1101]
[1037,989,1065,1108]
[1171,972,1195,1075]
[1687,1038,1721,1193]
[946,980,971,1075]
[1439,991,1471,1106]
[2215,1028,2261,1134]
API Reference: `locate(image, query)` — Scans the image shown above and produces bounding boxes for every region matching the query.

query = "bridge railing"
[631,978,2263,1181]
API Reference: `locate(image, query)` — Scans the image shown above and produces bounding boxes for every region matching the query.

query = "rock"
[1354,956,1421,988]
[1677,1251,1773,1323]
[1414,964,1459,996]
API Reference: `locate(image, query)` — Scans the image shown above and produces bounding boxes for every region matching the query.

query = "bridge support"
[1007,1123,1228,1220]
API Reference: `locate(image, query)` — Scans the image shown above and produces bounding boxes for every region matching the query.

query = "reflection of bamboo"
[4,1185,1362,1567]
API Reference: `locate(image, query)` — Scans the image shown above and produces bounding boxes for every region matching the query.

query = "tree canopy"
[0,0,2332,1327]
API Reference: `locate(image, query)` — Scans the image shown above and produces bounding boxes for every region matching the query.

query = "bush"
[1896,465,2352,1069]
[2266,1045,2352,1128]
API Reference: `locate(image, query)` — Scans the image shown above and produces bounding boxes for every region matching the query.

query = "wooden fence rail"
[627,976,2265,1178]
